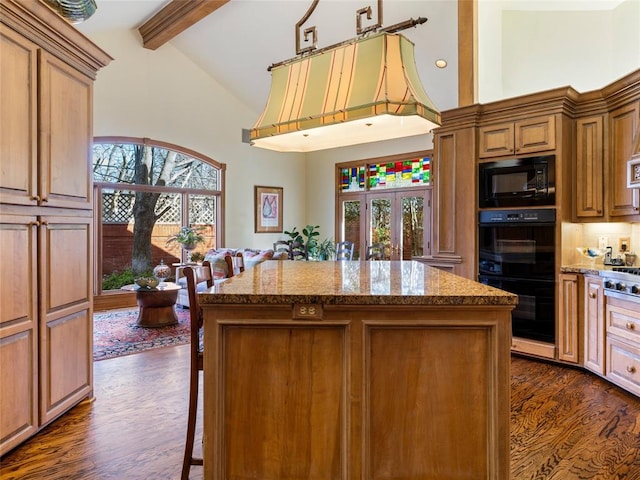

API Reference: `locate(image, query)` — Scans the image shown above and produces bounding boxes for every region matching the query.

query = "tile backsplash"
[576,222,639,265]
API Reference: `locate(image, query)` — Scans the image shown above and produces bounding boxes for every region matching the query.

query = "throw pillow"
[204,252,230,279]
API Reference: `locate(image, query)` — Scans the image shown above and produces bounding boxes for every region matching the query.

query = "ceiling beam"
[138,0,230,50]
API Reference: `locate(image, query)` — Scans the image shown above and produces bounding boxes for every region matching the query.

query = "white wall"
[479,0,640,103]
[86,28,307,249]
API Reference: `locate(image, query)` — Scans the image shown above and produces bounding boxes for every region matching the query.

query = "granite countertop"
[198,261,518,306]
[561,263,620,275]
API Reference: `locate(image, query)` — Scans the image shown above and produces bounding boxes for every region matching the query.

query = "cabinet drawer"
[606,303,640,344]
[606,336,640,396]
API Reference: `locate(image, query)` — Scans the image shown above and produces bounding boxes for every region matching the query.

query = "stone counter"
[199,260,518,306]
[561,263,617,276]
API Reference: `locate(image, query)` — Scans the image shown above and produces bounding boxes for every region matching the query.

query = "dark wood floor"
[1,346,639,479]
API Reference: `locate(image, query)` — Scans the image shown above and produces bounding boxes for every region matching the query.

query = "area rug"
[93,308,191,361]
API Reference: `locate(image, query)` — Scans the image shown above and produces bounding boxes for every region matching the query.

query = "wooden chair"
[233,251,245,274]
[181,260,215,480]
[335,241,354,261]
[290,240,308,260]
[365,243,386,261]
[273,240,291,258]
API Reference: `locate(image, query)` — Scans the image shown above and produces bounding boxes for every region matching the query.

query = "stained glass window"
[340,166,366,191]
[369,157,430,190]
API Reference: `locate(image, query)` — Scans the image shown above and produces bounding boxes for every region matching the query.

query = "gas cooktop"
[600,267,640,299]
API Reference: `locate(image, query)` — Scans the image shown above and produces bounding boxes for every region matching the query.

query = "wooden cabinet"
[609,101,640,217]
[0,0,110,456]
[0,213,38,453]
[39,52,95,210]
[558,273,581,364]
[605,296,640,396]
[575,116,605,218]
[38,215,94,424]
[0,26,37,207]
[479,115,556,158]
[430,116,476,279]
[202,273,513,480]
[0,29,94,209]
[584,275,605,375]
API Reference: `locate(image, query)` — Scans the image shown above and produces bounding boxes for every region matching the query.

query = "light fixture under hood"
[248,1,441,153]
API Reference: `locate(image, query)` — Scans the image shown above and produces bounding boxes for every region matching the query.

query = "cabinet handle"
[589,292,597,299]
[626,322,636,330]
[31,195,40,202]
[41,196,49,203]
[626,365,636,374]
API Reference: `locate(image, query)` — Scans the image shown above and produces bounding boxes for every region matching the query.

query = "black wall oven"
[478,209,556,344]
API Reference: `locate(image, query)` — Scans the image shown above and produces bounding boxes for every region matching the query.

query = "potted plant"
[166,226,205,263]
[317,238,336,260]
[166,226,205,249]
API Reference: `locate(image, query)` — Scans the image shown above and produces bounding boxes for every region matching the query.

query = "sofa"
[175,248,288,307]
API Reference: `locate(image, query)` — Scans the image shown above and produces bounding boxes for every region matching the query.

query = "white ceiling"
[76,0,628,116]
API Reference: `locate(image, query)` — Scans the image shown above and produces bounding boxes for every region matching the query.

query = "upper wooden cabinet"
[573,71,640,221]
[0,28,95,210]
[608,101,640,217]
[575,115,605,218]
[39,52,95,210]
[0,26,37,207]
[479,115,556,159]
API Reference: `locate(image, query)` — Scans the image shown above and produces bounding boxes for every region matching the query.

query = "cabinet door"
[575,116,605,218]
[38,215,93,425]
[432,127,476,279]
[609,101,640,217]
[0,213,39,456]
[515,115,556,155]
[558,273,581,363]
[584,275,605,375]
[0,28,38,207]
[39,52,94,210]
[478,122,514,158]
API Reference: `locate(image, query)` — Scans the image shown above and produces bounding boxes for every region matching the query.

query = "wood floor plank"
[1,348,638,479]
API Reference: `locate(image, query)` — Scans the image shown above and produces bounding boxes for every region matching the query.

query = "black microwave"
[479,155,555,208]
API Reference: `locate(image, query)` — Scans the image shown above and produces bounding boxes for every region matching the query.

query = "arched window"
[92,137,225,293]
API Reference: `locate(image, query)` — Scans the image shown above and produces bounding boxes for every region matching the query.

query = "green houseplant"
[166,226,205,249]
[317,238,336,260]
[166,226,205,263]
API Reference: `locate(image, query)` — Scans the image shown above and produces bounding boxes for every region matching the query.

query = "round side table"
[121,282,181,327]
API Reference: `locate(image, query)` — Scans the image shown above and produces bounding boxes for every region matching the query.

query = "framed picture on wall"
[255,186,283,233]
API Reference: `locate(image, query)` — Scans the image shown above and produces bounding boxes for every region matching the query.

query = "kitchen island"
[199,260,517,480]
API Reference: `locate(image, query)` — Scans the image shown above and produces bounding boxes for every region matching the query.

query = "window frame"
[92,136,226,304]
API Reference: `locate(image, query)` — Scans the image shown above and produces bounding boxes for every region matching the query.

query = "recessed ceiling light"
[435,59,447,69]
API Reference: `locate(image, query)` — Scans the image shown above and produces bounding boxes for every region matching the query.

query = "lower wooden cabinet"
[584,275,605,375]
[0,214,38,453]
[558,274,581,363]
[605,296,640,396]
[203,303,512,479]
[0,212,93,455]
